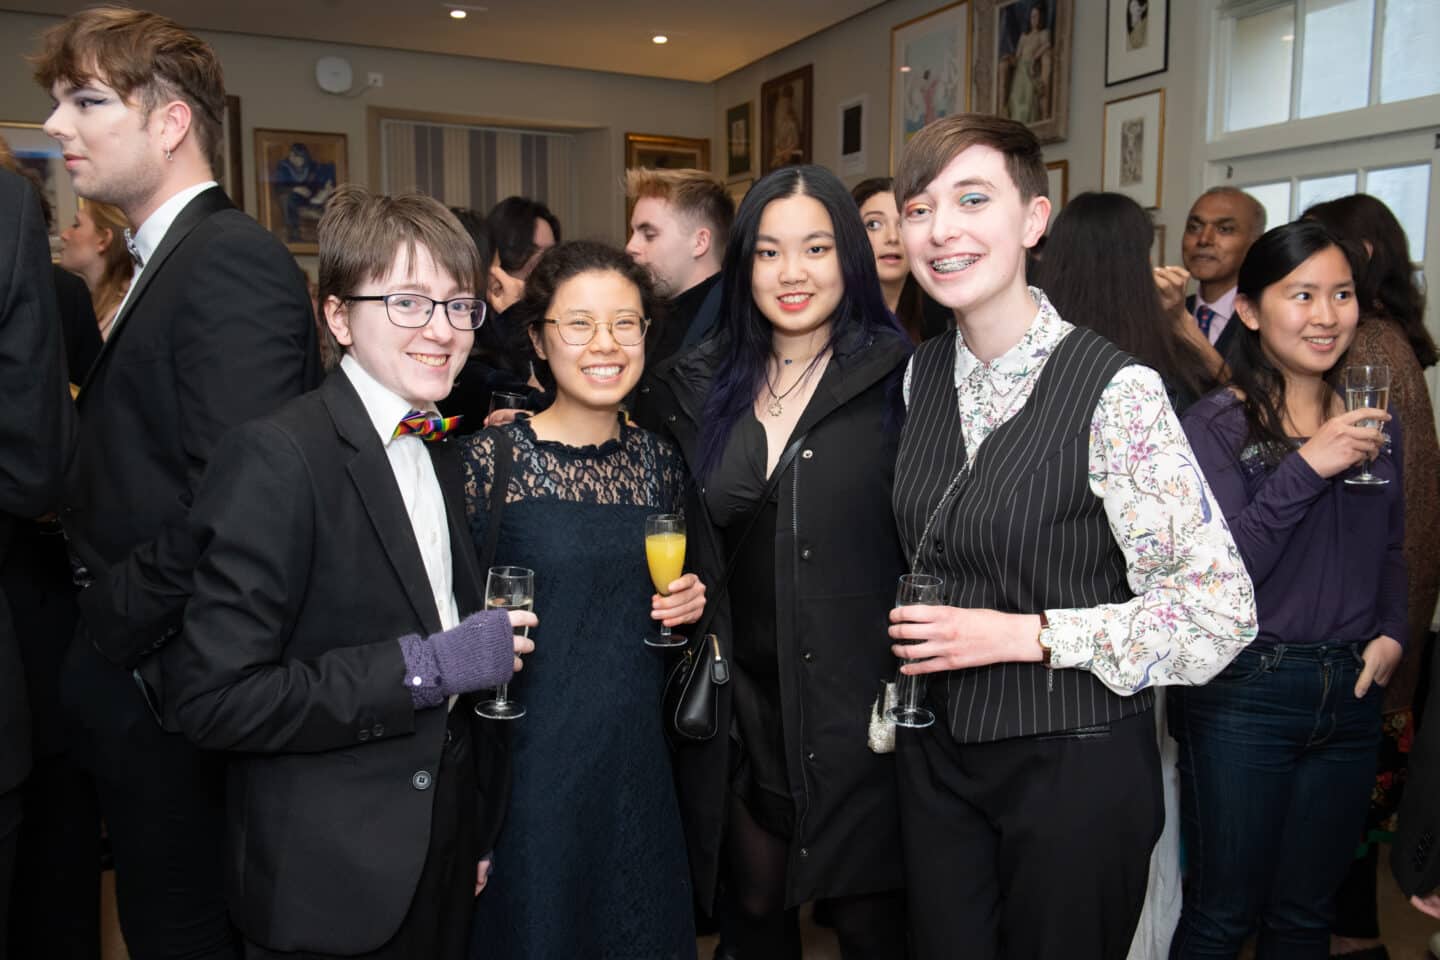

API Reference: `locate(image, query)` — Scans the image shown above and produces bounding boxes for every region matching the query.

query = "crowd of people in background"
[2,6,1440,960]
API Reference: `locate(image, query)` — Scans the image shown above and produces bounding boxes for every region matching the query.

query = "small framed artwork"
[254,128,348,255]
[973,0,1074,145]
[726,178,752,212]
[838,95,867,177]
[1102,88,1164,209]
[1150,223,1167,265]
[1106,0,1169,86]
[625,132,711,172]
[889,2,971,173]
[1,120,78,256]
[726,102,752,179]
[761,64,813,174]
[1045,158,1069,219]
[218,94,244,209]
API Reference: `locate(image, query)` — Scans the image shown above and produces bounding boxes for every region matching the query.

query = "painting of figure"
[254,128,347,254]
[1120,117,1144,186]
[996,0,1057,126]
[889,2,970,171]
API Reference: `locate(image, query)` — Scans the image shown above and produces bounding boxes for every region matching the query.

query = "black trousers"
[0,788,20,960]
[896,708,1163,960]
[243,707,480,960]
[63,631,237,960]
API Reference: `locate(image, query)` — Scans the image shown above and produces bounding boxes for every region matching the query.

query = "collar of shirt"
[130,180,219,266]
[340,353,436,448]
[1196,285,1238,321]
[953,286,1072,390]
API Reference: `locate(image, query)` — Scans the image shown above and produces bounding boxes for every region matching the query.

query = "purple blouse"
[1182,390,1408,650]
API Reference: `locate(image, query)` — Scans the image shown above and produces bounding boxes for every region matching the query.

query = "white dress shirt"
[1194,286,1238,347]
[108,180,218,331]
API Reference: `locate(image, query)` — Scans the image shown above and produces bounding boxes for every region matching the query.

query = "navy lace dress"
[462,418,696,960]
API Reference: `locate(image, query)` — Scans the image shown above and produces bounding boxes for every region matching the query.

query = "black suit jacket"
[164,371,508,954]
[1185,292,1240,361]
[62,185,318,673]
[0,169,73,793]
[1394,649,1440,897]
[52,266,101,385]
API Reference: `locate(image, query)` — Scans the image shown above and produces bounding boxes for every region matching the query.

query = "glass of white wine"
[887,573,945,729]
[475,565,533,720]
[1343,364,1390,487]
[644,514,688,649]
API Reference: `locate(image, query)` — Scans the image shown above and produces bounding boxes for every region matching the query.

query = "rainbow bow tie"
[392,410,462,442]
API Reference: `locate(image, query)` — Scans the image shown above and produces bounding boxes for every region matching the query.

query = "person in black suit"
[1395,645,1440,921]
[1179,186,1266,360]
[33,9,319,957]
[166,186,531,959]
[0,166,73,958]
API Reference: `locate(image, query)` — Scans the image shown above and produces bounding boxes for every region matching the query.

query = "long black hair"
[1227,220,1361,464]
[1304,193,1436,368]
[1032,191,1214,410]
[698,165,905,479]
[486,196,562,274]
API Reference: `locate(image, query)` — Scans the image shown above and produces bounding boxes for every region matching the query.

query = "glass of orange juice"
[644,513,688,649]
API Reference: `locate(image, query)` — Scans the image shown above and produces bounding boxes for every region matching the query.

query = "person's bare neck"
[881,278,904,314]
[673,260,720,299]
[1198,277,1237,306]
[1280,369,1333,435]
[953,279,1038,363]
[76,259,105,294]
[122,158,214,233]
[528,395,621,447]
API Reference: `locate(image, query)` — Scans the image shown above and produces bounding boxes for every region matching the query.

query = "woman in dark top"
[462,241,705,959]
[1174,221,1405,957]
[1033,191,1216,414]
[852,177,951,344]
[650,164,912,957]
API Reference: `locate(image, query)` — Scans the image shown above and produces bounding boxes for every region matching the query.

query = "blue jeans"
[1168,642,1382,960]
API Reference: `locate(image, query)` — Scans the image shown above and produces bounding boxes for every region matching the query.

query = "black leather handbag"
[663,433,807,742]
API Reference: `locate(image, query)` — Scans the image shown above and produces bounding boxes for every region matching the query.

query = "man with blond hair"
[33,7,317,956]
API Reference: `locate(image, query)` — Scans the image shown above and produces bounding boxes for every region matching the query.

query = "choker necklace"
[763,351,824,417]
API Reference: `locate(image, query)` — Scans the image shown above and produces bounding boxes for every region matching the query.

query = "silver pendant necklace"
[764,351,824,417]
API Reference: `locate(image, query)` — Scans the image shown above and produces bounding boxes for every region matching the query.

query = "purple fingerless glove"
[398,609,516,710]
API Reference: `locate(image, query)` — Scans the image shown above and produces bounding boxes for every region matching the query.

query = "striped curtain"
[379,119,575,225]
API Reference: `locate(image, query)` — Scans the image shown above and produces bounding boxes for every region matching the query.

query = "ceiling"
[2,0,889,83]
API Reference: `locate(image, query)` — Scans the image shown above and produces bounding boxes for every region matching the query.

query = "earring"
[164,148,174,161]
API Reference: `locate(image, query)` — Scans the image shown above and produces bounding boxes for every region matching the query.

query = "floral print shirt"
[904,288,1257,694]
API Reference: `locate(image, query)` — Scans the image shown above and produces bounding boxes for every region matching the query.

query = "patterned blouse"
[905,288,1257,694]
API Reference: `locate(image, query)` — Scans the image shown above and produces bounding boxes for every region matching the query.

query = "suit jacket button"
[412,770,433,790]
[801,548,812,560]
[801,449,814,459]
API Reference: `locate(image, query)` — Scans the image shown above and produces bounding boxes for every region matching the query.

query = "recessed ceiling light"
[652,35,668,44]
[451,8,467,17]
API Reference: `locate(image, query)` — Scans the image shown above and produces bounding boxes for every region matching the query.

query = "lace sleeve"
[459,431,496,526]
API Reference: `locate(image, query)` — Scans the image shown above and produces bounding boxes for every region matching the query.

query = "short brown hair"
[625,167,734,250]
[894,113,1048,207]
[318,185,485,360]
[31,7,226,173]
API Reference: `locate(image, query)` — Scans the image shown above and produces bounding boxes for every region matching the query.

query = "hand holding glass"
[888,574,944,729]
[475,566,533,720]
[645,514,688,649]
[1343,364,1390,486]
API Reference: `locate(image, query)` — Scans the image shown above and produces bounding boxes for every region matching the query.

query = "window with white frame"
[1219,0,1440,134]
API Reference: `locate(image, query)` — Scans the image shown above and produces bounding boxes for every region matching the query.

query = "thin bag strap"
[480,427,514,574]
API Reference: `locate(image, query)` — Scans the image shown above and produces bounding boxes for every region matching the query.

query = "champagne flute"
[887,573,944,729]
[1343,364,1390,487]
[644,514,688,649]
[475,566,533,720]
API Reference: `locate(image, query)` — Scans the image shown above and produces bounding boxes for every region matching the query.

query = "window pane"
[1366,163,1430,259]
[1299,0,1374,118]
[1381,0,1440,103]
[1241,181,1294,232]
[1297,172,1359,214]
[1226,5,1296,131]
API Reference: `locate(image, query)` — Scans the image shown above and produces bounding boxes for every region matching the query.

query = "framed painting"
[889,1,971,173]
[1102,88,1165,209]
[726,102,752,179]
[1045,158,1069,218]
[760,64,813,174]
[0,120,78,256]
[625,132,711,173]
[219,94,244,208]
[973,0,1073,144]
[838,95,867,177]
[1106,0,1169,86]
[254,128,348,255]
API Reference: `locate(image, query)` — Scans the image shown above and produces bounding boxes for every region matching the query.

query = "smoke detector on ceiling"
[314,56,354,95]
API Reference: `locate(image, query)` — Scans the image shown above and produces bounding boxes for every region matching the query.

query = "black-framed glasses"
[345,293,487,330]
[540,315,650,346]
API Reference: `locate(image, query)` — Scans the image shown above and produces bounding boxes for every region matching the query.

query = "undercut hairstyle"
[1194,186,1267,236]
[1304,193,1435,368]
[1227,220,1362,465]
[486,196,562,274]
[1033,192,1214,410]
[894,113,1048,207]
[698,164,908,479]
[625,167,736,251]
[31,7,227,173]
[317,185,485,360]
